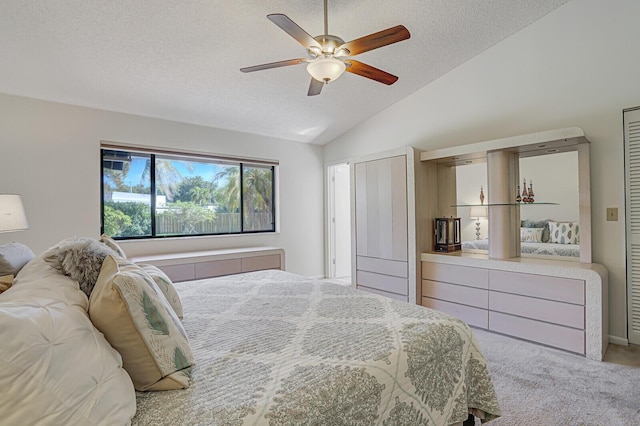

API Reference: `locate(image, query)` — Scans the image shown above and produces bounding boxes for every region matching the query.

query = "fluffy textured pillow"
[44,237,117,297]
[100,234,127,258]
[520,219,551,243]
[0,265,136,424]
[548,221,579,244]
[0,242,35,276]
[139,263,184,319]
[520,227,543,243]
[89,255,195,391]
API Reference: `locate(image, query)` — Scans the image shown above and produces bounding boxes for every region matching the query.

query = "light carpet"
[472,329,640,426]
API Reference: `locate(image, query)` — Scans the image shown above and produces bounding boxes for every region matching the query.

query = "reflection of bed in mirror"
[462,218,580,259]
[462,239,580,258]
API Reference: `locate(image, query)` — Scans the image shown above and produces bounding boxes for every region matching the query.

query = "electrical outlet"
[606,207,618,221]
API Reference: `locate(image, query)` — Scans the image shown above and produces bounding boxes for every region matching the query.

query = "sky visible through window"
[123,157,228,190]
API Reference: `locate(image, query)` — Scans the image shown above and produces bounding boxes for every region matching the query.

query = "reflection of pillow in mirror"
[520,219,551,242]
[548,221,579,244]
[520,227,543,243]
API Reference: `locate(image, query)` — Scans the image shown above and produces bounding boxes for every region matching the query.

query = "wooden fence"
[156,212,273,234]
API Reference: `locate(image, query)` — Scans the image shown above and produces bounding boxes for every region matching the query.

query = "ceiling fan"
[240,0,410,96]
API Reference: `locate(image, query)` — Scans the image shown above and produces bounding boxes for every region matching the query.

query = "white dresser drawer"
[422,297,488,329]
[357,270,408,296]
[489,270,584,305]
[357,256,408,278]
[359,286,408,302]
[422,262,488,289]
[489,311,585,354]
[489,291,584,329]
[422,279,488,309]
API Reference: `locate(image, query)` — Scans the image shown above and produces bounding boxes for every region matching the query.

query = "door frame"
[325,160,353,281]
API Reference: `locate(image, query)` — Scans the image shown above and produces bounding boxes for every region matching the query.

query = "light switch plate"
[606,207,618,221]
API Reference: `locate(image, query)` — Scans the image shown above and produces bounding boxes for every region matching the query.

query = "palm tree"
[214,166,241,212]
[215,165,272,230]
[141,158,192,201]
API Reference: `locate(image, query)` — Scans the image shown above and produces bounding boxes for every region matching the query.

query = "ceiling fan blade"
[267,14,322,50]
[339,25,410,56]
[308,78,324,96]
[345,60,398,85]
[240,58,306,73]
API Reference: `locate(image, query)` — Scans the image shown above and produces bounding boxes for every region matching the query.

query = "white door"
[328,163,351,279]
[625,107,640,345]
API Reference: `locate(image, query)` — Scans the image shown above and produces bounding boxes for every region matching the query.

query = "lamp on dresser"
[469,205,487,240]
[0,194,29,233]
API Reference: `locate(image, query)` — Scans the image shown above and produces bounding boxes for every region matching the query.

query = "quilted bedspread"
[132,270,500,425]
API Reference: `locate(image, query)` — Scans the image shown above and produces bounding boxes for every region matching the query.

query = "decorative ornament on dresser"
[516,184,522,203]
[528,180,535,203]
[522,178,529,203]
[469,206,487,241]
[479,186,485,205]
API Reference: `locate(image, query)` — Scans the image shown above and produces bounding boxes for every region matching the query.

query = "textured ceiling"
[0,0,569,145]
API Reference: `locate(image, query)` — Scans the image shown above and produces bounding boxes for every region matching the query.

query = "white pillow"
[520,227,543,243]
[0,263,136,424]
[0,242,35,276]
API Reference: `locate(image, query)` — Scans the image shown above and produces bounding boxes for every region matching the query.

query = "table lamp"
[469,205,487,240]
[0,194,29,233]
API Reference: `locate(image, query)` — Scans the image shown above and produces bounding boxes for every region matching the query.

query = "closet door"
[625,107,640,345]
[354,155,408,300]
[355,156,408,261]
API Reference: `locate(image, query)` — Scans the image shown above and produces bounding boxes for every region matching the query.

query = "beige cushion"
[100,234,127,258]
[139,263,183,319]
[89,255,194,391]
[0,274,13,293]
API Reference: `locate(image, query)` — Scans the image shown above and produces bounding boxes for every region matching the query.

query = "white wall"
[0,93,325,276]
[324,0,638,342]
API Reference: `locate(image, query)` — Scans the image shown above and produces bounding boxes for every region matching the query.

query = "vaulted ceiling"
[0,0,569,144]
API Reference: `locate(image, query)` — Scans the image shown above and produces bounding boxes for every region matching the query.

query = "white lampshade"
[0,194,29,233]
[469,205,487,219]
[306,57,346,83]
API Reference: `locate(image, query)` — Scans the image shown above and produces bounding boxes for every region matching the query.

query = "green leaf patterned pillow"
[138,263,183,320]
[548,221,579,245]
[89,255,194,391]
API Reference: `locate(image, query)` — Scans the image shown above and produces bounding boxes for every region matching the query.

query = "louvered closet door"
[625,107,640,345]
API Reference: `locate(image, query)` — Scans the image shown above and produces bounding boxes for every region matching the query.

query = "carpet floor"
[472,329,640,426]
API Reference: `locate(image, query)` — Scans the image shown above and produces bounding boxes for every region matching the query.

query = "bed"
[0,238,501,425]
[132,269,500,425]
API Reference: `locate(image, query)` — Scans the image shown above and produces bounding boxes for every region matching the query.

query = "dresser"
[421,253,607,361]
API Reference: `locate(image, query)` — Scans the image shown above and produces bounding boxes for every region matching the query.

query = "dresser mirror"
[454,149,582,261]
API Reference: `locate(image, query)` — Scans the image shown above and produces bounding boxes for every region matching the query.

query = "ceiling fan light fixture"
[306,57,346,83]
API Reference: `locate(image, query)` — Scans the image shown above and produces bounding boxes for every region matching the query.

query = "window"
[101,146,276,239]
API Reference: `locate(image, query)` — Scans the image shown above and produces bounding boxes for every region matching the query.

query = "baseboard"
[609,335,629,346]
[308,274,325,280]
